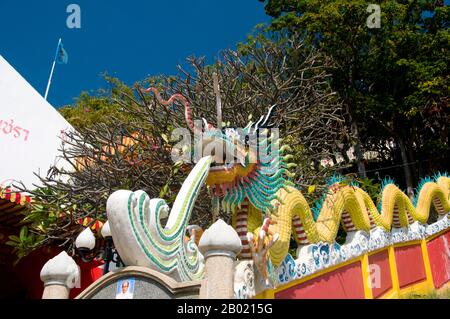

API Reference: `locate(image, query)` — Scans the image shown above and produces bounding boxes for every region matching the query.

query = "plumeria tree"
[12,32,348,258]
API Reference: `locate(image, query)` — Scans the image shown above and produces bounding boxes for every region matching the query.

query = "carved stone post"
[40,251,80,299]
[198,219,242,299]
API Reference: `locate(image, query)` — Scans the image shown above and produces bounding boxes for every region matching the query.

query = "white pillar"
[198,219,242,299]
[40,251,80,299]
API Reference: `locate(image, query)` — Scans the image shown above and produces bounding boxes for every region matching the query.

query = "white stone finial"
[75,227,96,250]
[40,251,80,288]
[199,219,242,258]
[101,220,111,238]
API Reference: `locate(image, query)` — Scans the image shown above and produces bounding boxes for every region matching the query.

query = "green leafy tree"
[260,0,450,195]
[58,76,135,130]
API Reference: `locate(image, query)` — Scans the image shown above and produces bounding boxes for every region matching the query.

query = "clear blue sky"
[0,1,270,107]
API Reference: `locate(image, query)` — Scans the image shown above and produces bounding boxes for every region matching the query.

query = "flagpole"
[44,38,61,100]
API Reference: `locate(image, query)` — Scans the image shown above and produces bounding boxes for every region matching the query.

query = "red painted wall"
[69,257,104,298]
[12,246,62,299]
[275,261,366,299]
[3,246,103,299]
[5,231,450,299]
[394,244,427,289]
[427,230,450,289]
[368,249,392,298]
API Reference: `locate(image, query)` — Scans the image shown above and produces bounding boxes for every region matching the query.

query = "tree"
[159,32,348,186]
[15,33,347,257]
[16,77,204,255]
[58,75,135,130]
[260,0,450,196]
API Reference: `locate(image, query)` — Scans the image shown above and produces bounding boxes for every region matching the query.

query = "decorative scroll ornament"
[106,156,212,281]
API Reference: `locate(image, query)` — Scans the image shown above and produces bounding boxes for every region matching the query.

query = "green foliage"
[403,287,450,299]
[23,188,60,230]
[6,226,44,264]
[7,187,81,261]
[335,225,347,245]
[261,0,450,175]
[357,177,381,202]
[58,75,135,130]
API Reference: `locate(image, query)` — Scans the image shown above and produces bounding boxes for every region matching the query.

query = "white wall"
[0,55,75,190]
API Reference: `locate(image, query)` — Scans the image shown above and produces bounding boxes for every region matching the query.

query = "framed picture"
[115,278,135,299]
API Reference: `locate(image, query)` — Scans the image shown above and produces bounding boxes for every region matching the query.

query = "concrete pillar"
[198,219,242,299]
[40,251,80,299]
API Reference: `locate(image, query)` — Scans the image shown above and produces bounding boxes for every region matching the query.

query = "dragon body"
[234,176,450,266]
[108,87,450,284]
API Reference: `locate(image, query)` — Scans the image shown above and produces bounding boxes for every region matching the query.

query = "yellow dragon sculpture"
[202,109,450,267]
[238,175,450,266]
[144,87,450,270]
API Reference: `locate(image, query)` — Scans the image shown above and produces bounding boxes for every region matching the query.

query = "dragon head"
[199,105,296,216]
[143,87,294,214]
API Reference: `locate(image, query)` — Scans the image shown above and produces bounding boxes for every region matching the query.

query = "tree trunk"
[351,120,366,179]
[406,140,418,184]
[397,137,414,200]
[347,45,366,179]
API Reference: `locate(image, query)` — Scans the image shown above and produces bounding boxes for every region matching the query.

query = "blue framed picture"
[115,278,135,299]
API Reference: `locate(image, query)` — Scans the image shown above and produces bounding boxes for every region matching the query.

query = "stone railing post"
[40,251,80,299]
[198,219,242,299]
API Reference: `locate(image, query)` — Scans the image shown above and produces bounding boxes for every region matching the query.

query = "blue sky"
[0,1,270,107]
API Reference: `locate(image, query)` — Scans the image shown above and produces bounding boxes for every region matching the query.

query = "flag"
[55,40,68,65]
